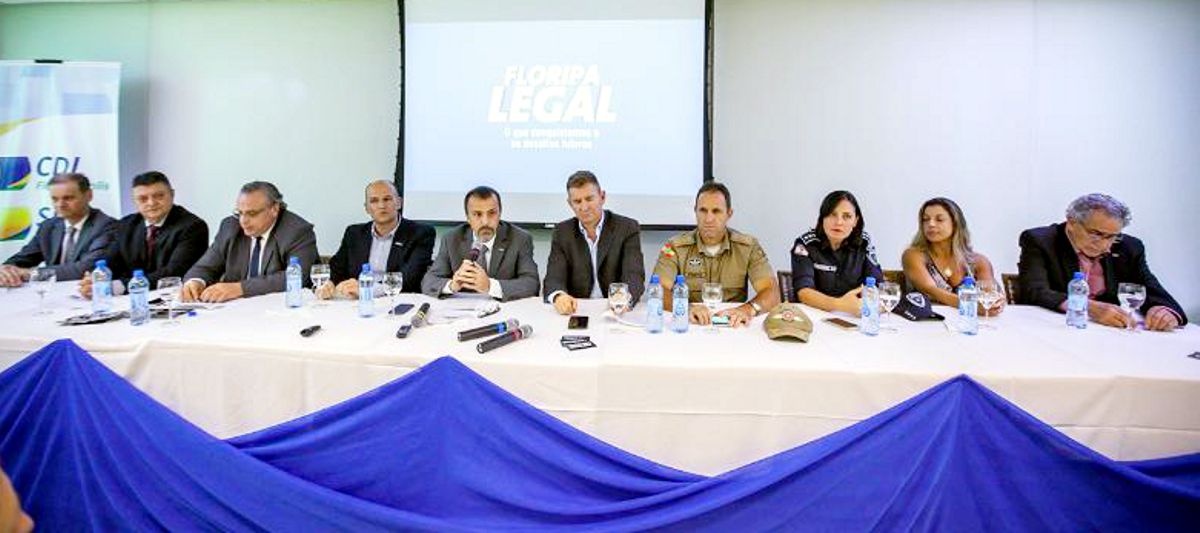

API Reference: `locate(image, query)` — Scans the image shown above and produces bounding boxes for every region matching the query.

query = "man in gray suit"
[421,186,540,301]
[543,170,645,315]
[0,173,115,285]
[182,181,319,303]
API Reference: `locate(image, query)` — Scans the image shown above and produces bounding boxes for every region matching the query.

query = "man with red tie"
[78,171,208,297]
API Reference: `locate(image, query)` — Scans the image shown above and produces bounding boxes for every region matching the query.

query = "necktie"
[247,237,262,279]
[59,227,77,265]
[146,225,159,263]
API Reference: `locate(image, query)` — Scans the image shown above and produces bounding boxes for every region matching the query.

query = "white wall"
[2,0,1196,317]
[713,0,1200,318]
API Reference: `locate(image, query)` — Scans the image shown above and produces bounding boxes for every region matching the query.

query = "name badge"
[814,264,837,272]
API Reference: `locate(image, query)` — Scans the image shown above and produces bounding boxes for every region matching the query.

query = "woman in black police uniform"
[790,190,883,316]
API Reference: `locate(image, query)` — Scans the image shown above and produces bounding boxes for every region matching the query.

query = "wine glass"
[1117,283,1146,331]
[702,282,723,333]
[30,267,56,315]
[382,272,404,315]
[157,277,183,326]
[310,264,331,306]
[608,282,631,315]
[976,279,1005,329]
[878,281,901,332]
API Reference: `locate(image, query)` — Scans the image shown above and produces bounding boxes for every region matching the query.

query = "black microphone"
[457,318,519,342]
[411,302,431,327]
[476,325,532,354]
[464,244,482,264]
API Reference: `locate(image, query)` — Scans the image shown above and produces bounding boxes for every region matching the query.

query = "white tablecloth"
[2,282,1198,475]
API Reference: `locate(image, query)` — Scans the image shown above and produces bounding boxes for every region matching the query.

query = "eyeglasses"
[233,206,270,219]
[1079,223,1122,244]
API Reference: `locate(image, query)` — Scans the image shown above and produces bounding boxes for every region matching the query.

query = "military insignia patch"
[660,243,676,258]
[793,243,808,256]
[687,257,703,268]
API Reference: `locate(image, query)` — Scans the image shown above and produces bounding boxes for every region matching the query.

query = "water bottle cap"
[962,276,975,286]
[361,263,371,273]
[649,274,660,284]
[289,256,300,265]
[864,276,876,287]
[1072,271,1084,280]
[675,274,685,283]
[95,259,107,268]
[133,269,144,277]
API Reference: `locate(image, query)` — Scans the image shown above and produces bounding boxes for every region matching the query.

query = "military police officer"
[790,190,882,316]
[654,182,779,327]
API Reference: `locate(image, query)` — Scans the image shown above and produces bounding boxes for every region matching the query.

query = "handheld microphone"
[411,302,431,327]
[464,245,482,264]
[457,318,519,342]
[477,325,532,354]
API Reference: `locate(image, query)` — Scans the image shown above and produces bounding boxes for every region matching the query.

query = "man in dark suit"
[318,180,435,298]
[1018,193,1186,331]
[78,171,209,297]
[543,170,645,315]
[0,172,115,285]
[421,186,539,301]
[181,181,319,303]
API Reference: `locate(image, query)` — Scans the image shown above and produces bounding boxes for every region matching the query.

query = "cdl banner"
[0,61,121,258]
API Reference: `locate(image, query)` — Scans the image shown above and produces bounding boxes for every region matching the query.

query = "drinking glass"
[382,272,404,315]
[310,264,331,306]
[702,282,723,332]
[976,279,1005,329]
[1117,282,1146,331]
[878,281,901,332]
[608,282,631,315]
[158,277,183,326]
[30,267,56,315]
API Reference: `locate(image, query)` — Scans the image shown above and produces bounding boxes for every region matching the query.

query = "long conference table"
[2,281,1198,476]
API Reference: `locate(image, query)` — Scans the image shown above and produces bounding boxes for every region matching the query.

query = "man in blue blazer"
[0,173,115,285]
[318,180,435,298]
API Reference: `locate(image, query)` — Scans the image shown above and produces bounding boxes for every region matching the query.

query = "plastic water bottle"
[671,274,689,333]
[645,274,664,334]
[91,259,113,313]
[285,256,303,308]
[358,263,375,317]
[1067,271,1089,329]
[128,270,150,326]
[958,276,979,335]
[859,276,880,336]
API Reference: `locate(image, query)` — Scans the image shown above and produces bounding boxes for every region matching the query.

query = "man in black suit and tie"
[78,171,209,298]
[317,180,435,298]
[0,173,115,286]
[543,170,645,315]
[421,186,540,301]
[181,181,319,303]
[1018,193,1187,331]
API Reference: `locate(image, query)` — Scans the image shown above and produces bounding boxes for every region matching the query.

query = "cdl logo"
[0,207,32,241]
[0,157,32,190]
[35,156,81,177]
[1,156,82,190]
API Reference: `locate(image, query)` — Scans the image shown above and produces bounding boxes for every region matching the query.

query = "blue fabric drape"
[2,339,1198,531]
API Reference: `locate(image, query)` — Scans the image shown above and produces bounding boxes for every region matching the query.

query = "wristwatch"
[749,301,763,315]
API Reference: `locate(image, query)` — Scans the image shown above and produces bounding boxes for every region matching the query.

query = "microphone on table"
[457,318,519,342]
[477,325,533,354]
[411,302,432,327]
